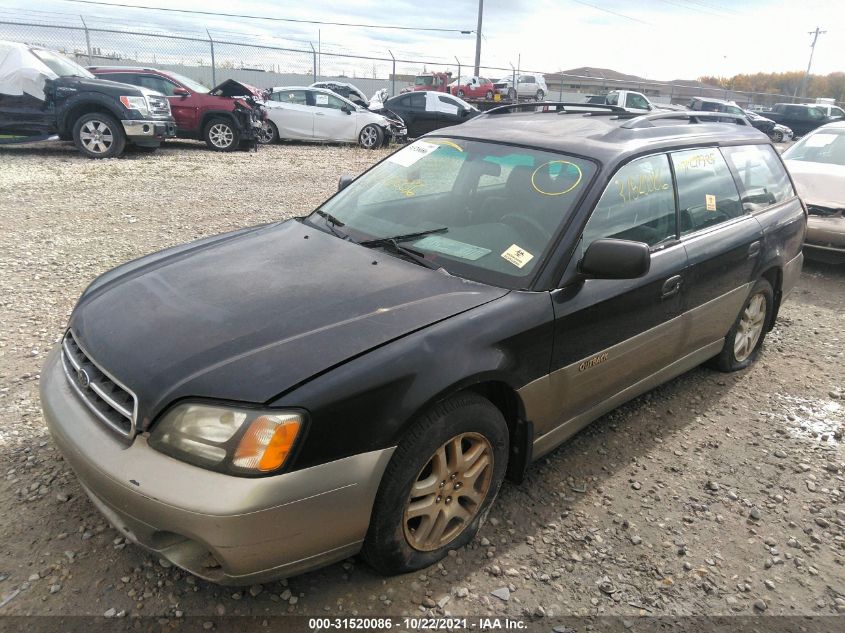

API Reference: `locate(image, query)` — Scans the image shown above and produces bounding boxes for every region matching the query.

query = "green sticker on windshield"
[413,235,491,261]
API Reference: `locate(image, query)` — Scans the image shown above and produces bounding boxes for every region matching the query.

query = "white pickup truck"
[585,90,680,113]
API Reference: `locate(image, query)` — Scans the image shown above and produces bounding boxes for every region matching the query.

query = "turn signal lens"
[233,414,301,472]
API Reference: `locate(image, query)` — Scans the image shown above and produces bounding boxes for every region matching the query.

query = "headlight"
[149,403,303,475]
[119,95,150,115]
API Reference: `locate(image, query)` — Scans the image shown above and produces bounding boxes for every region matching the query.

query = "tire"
[203,117,240,151]
[485,90,493,100]
[771,130,784,143]
[710,278,774,372]
[72,112,126,159]
[535,89,545,101]
[257,120,278,145]
[358,124,384,150]
[362,393,509,575]
[457,89,466,98]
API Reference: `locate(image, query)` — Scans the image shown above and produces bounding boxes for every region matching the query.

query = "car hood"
[68,220,507,428]
[784,159,845,209]
[208,78,265,99]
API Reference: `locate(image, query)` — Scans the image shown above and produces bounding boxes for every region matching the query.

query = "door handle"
[748,241,761,259]
[316,112,325,116]
[661,275,683,299]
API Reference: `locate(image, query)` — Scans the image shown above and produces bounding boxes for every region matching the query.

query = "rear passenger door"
[546,153,688,434]
[672,147,763,354]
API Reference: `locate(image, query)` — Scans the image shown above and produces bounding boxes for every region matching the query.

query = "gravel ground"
[0,139,843,625]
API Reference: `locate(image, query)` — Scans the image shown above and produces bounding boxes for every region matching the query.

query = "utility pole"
[800,26,826,99]
[473,0,483,76]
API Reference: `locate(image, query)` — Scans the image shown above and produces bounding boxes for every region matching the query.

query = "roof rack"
[483,101,629,116]
[620,111,750,129]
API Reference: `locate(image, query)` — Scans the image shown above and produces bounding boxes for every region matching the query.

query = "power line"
[53,0,475,33]
[569,0,650,25]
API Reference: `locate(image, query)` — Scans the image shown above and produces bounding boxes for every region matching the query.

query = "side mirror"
[580,239,650,279]
[341,105,352,114]
[338,175,355,191]
[173,87,190,97]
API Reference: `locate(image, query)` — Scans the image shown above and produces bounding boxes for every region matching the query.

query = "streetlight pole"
[473,0,483,76]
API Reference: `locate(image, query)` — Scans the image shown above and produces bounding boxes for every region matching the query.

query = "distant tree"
[700,71,844,101]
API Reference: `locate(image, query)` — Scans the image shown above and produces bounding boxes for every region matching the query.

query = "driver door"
[541,153,688,441]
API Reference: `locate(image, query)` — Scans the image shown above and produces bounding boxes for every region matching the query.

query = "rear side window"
[722,145,795,212]
[409,93,426,110]
[581,154,676,252]
[273,90,307,105]
[671,148,743,234]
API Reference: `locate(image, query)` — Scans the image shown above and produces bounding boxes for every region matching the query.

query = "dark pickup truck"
[0,40,176,158]
[753,103,840,137]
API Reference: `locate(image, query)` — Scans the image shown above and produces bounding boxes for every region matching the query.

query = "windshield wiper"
[358,227,448,271]
[358,227,448,247]
[313,209,350,240]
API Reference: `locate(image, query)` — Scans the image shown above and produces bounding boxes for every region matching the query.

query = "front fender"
[272,290,554,472]
[57,92,126,133]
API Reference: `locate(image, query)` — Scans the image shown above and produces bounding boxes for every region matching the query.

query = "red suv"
[88,67,265,151]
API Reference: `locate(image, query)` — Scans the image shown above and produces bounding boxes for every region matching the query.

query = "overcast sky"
[1,0,843,79]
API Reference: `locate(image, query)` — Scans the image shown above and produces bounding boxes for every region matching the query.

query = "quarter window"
[672,149,743,234]
[581,154,676,253]
[721,145,795,212]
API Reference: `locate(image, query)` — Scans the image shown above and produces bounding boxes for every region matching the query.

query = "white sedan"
[259,86,406,149]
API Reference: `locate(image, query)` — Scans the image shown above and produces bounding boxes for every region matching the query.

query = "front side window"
[274,90,307,105]
[164,72,209,93]
[313,92,346,110]
[415,76,434,86]
[580,154,676,254]
[312,138,595,287]
[626,93,649,110]
[830,106,845,118]
[671,148,742,234]
[722,144,795,212]
[807,107,825,120]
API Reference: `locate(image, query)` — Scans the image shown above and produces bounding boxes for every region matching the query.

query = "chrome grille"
[147,95,171,117]
[61,331,137,438]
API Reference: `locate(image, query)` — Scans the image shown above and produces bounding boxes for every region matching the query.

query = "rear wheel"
[507,87,516,100]
[73,113,126,158]
[457,89,466,98]
[771,129,784,143]
[711,278,773,372]
[362,393,508,575]
[485,90,493,100]
[203,117,240,151]
[535,89,545,101]
[358,124,383,149]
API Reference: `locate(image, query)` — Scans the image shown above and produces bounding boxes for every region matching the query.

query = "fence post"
[310,42,317,83]
[206,30,216,86]
[389,49,396,96]
[80,16,92,64]
[455,56,461,91]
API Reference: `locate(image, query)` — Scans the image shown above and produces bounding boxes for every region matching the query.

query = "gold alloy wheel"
[734,292,767,362]
[403,432,494,552]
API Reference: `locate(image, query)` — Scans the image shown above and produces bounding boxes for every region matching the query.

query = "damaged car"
[88,67,264,151]
[0,40,175,158]
[41,105,803,585]
[262,86,405,148]
[783,121,845,263]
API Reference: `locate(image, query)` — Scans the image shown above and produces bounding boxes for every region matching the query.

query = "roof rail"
[483,101,629,116]
[620,111,750,129]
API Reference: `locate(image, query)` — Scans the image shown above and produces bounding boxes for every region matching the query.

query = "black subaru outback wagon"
[41,105,805,584]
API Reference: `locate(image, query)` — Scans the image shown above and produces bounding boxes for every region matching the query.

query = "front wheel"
[770,129,784,143]
[358,124,384,149]
[362,393,509,575]
[73,113,126,158]
[485,90,493,100]
[711,278,773,372]
[258,120,278,145]
[203,117,240,151]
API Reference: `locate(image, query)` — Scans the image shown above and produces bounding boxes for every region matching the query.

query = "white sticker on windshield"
[315,93,329,105]
[387,141,439,167]
[806,133,837,147]
[501,244,534,268]
[413,235,491,260]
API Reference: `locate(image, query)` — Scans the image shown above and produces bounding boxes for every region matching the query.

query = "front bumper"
[40,347,394,584]
[122,119,177,141]
[805,214,845,262]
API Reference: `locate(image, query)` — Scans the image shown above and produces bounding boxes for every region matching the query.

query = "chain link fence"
[0,17,824,108]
